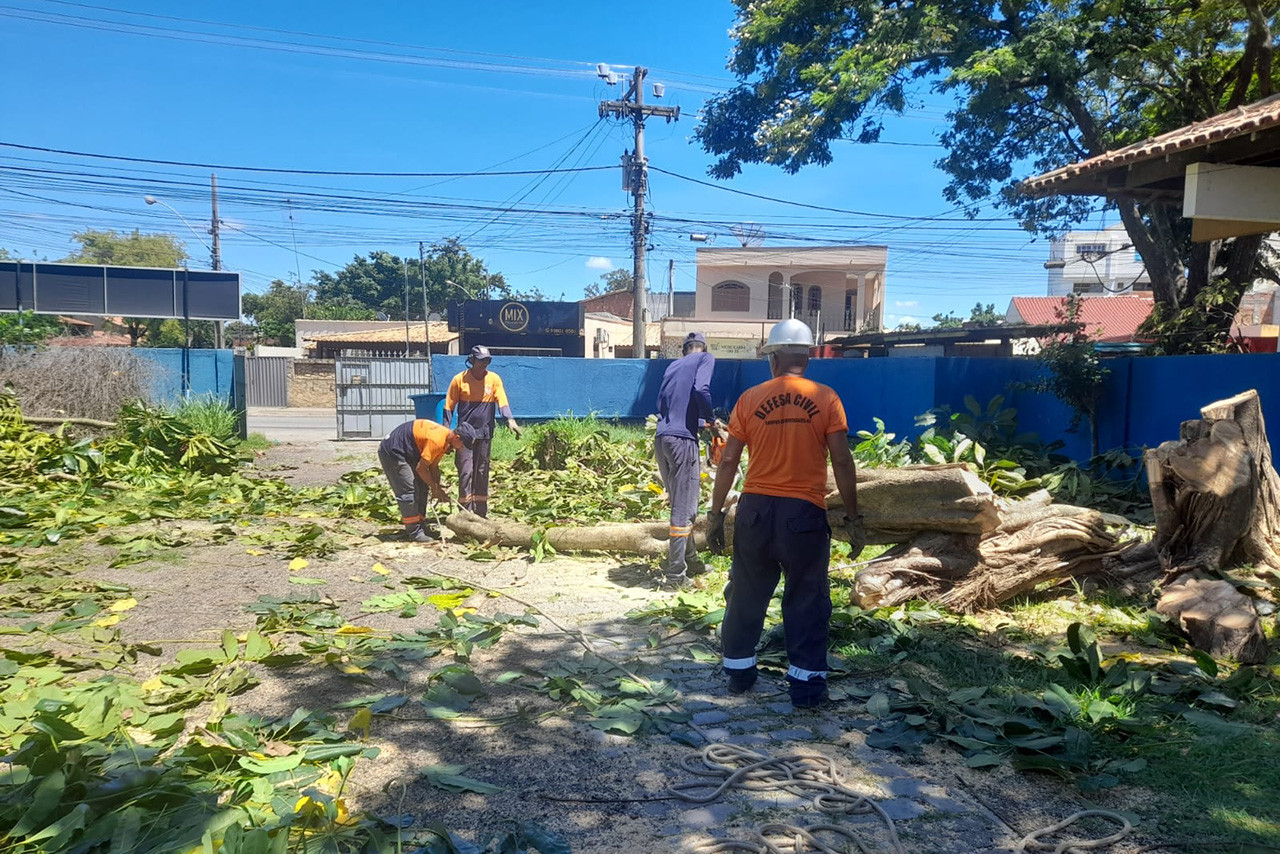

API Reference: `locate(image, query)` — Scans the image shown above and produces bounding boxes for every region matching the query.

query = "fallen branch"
[22,415,117,429]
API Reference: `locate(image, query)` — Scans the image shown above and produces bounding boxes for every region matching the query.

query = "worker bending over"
[378,418,472,542]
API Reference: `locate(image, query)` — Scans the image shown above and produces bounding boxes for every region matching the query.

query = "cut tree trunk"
[443,464,999,557]
[1143,389,1276,662]
[853,491,1123,613]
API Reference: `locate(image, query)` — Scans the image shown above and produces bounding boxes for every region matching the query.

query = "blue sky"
[0,0,1103,327]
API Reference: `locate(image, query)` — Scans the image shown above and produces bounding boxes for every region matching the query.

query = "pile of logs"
[444,389,1280,662]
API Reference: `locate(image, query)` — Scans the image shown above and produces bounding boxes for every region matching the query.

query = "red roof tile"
[1008,296,1153,342]
[1021,93,1280,195]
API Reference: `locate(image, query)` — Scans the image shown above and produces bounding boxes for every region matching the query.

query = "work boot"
[685,554,709,577]
[726,665,758,694]
[403,524,435,543]
[657,571,688,591]
[789,679,829,709]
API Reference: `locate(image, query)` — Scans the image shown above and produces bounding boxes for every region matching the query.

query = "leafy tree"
[309,301,377,321]
[1019,294,1110,457]
[64,229,187,268]
[697,0,1280,353]
[895,322,923,332]
[0,311,64,345]
[583,268,634,299]
[309,240,517,320]
[969,303,1003,326]
[931,313,962,329]
[62,230,191,346]
[241,280,309,346]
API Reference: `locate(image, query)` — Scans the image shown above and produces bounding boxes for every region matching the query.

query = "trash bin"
[408,392,448,423]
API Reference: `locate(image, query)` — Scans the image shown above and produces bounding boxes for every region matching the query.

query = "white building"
[1045,224,1150,296]
[660,245,888,357]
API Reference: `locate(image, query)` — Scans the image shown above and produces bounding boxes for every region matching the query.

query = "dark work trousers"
[720,493,833,702]
[456,438,492,517]
[655,434,702,577]
[379,447,427,526]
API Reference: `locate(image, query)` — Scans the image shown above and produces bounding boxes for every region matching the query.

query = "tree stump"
[1143,389,1276,662]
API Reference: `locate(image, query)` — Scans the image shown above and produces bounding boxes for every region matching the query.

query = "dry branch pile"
[0,347,156,421]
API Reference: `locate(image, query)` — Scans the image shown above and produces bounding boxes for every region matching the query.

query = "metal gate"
[245,356,290,407]
[335,356,432,439]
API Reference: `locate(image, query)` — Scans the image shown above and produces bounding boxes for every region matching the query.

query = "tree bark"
[853,491,1122,612]
[443,464,1000,555]
[1144,389,1276,661]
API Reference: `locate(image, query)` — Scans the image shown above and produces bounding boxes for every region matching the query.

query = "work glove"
[431,486,450,505]
[706,510,727,554]
[844,513,867,557]
[508,420,523,439]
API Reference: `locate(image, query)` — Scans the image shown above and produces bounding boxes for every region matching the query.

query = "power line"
[0,141,615,178]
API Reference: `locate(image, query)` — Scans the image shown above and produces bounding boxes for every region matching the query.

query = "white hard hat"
[762,318,814,354]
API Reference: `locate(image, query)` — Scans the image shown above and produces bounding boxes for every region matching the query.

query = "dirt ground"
[49,436,1162,853]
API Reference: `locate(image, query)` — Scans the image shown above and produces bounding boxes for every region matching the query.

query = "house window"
[1072,282,1096,294]
[844,290,856,328]
[711,281,750,312]
[791,287,803,318]
[767,273,784,319]
[807,287,822,315]
[1076,243,1107,259]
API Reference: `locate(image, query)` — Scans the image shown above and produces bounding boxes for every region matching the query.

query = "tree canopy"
[933,302,1004,329]
[583,268,634,299]
[309,240,532,322]
[241,280,309,346]
[697,0,1280,352]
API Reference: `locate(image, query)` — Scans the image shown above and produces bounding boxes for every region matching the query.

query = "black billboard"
[448,299,584,357]
[0,261,240,321]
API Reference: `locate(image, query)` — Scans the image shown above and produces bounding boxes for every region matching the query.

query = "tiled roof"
[46,331,133,347]
[1007,296,1153,342]
[303,322,456,347]
[1021,94,1280,196]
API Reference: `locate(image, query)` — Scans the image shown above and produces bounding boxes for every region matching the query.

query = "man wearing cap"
[443,345,523,517]
[653,331,716,587]
[704,318,864,708]
[378,418,471,542]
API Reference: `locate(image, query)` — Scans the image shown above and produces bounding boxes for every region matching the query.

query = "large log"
[853,491,1122,612]
[1143,390,1275,661]
[443,464,999,555]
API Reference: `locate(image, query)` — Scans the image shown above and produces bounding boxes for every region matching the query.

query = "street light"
[444,279,476,298]
[144,196,213,260]
[143,195,223,350]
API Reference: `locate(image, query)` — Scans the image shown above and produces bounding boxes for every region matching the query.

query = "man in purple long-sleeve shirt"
[654,331,716,586]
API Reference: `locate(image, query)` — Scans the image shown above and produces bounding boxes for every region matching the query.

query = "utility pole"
[599,66,678,358]
[419,241,433,390]
[667,258,675,318]
[210,173,225,349]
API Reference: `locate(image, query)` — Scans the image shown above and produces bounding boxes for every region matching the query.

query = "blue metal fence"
[425,353,1280,460]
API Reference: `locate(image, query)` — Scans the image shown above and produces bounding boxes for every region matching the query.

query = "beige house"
[661,245,888,358]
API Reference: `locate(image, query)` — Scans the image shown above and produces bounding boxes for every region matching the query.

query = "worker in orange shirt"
[442,345,523,517]
[378,418,473,542]
[705,319,865,708]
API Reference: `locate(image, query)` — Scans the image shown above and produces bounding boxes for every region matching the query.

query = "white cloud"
[894,300,919,309]
[585,256,613,270]
[893,316,919,328]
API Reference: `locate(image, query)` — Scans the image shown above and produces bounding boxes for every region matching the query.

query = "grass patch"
[237,431,273,451]
[165,393,238,440]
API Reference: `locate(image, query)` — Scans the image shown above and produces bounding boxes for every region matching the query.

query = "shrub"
[0,347,156,421]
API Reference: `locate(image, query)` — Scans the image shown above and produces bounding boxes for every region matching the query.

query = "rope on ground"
[668,743,904,854]
[688,823,875,854]
[1016,809,1133,853]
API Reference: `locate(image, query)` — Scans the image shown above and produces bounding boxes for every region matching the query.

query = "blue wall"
[422,354,1280,461]
[136,348,235,405]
